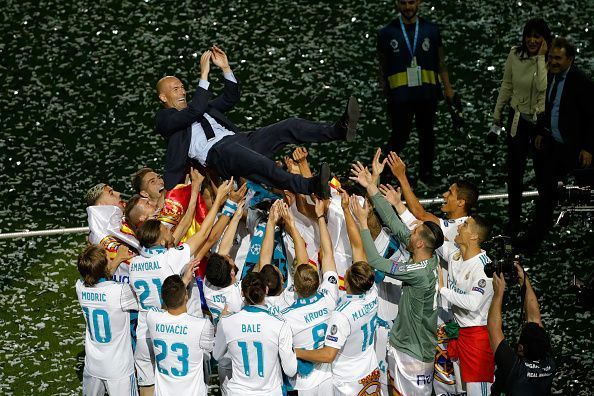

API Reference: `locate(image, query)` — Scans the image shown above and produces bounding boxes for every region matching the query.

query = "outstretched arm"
[209,45,241,113]
[296,346,339,364]
[185,178,233,256]
[339,188,366,263]
[257,200,282,271]
[292,147,313,178]
[386,152,440,224]
[314,197,338,275]
[172,168,205,245]
[278,202,309,266]
[350,159,410,245]
[217,199,245,256]
[516,263,542,326]
[488,272,506,353]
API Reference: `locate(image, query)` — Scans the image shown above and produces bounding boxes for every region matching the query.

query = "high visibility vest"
[378,17,442,103]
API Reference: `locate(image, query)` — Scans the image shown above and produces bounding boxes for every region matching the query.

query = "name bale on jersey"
[241,323,261,333]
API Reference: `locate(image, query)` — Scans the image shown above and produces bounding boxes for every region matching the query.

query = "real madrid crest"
[422,37,430,51]
[390,38,399,52]
[453,251,461,261]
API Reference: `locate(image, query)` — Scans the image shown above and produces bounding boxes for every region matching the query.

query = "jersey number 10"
[82,307,111,344]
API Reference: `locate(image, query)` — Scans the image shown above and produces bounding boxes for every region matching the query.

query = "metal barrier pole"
[0,190,541,240]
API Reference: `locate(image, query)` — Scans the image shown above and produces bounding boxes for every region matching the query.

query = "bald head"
[156,76,187,110]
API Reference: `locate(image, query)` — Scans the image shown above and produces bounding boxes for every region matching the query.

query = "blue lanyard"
[399,16,419,60]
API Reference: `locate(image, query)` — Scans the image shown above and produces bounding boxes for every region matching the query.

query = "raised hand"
[229,182,247,203]
[200,50,212,80]
[379,184,402,207]
[349,195,369,227]
[284,156,300,174]
[349,161,373,188]
[371,148,387,185]
[313,195,327,219]
[386,152,407,180]
[278,201,295,228]
[337,186,350,210]
[215,177,234,204]
[211,45,230,72]
[292,147,309,163]
[190,168,205,192]
[268,199,283,225]
[182,257,201,285]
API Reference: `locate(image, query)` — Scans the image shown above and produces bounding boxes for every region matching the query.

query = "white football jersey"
[213,305,297,395]
[440,242,494,327]
[75,279,139,379]
[281,271,339,390]
[202,278,244,323]
[129,244,191,339]
[324,286,379,382]
[374,227,407,387]
[146,308,214,396]
[265,286,296,316]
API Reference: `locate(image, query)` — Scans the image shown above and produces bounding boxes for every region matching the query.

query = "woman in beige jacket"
[491,18,552,237]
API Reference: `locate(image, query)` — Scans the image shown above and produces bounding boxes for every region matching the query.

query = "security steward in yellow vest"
[378,0,455,185]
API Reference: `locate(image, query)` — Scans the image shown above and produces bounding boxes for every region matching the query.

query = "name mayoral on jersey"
[81,291,107,302]
[131,261,162,271]
[352,299,378,321]
[304,308,329,324]
[155,323,189,335]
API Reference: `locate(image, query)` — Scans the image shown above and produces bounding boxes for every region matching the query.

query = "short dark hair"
[345,261,375,295]
[519,322,552,360]
[132,167,154,194]
[124,194,143,227]
[551,36,576,59]
[260,265,283,296]
[161,275,187,309]
[294,264,320,298]
[242,272,267,305]
[470,215,491,244]
[419,221,444,251]
[77,245,109,286]
[517,18,552,58]
[136,219,162,248]
[205,253,232,288]
[455,180,479,213]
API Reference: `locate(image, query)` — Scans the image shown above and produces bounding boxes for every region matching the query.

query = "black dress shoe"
[313,162,331,199]
[335,96,360,142]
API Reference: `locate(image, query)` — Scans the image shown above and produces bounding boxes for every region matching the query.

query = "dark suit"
[156,76,344,192]
[529,66,594,243]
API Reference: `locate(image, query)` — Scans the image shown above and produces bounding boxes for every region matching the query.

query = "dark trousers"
[206,117,340,194]
[385,99,438,180]
[505,115,538,233]
[530,135,578,242]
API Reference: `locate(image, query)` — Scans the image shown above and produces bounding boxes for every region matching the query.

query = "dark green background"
[1,0,592,394]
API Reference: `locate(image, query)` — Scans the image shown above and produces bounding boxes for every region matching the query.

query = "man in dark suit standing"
[155,45,360,198]
[521,37,593,250]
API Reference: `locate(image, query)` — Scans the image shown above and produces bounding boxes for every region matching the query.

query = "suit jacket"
[155,78,241,190]
[543,66,594,155]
